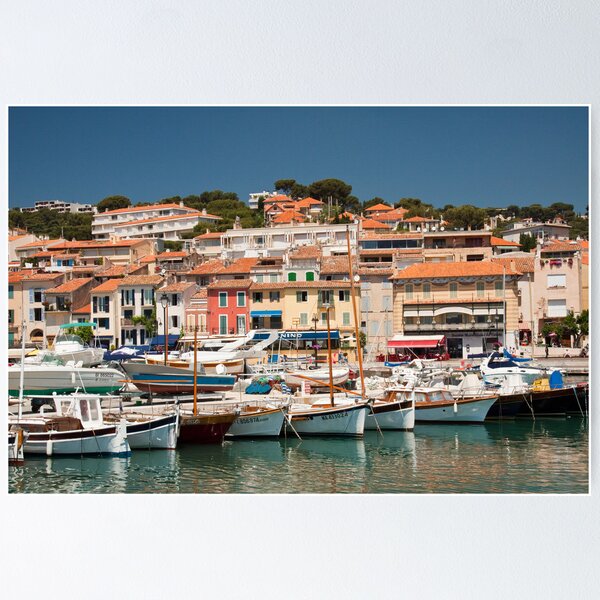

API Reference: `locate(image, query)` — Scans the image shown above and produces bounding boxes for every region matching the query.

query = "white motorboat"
[479,352,552,387]
[33,322,106,367]
[284,367,350,389]
[389,387,497,423]
[8,393,131,456]
[286,400,369,437]
[8,360,125,397]
[104,408,180,449]
[144,352,245,375]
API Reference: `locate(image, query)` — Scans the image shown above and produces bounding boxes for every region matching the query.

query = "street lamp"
[311,314,319,362]
[160,293,170,365]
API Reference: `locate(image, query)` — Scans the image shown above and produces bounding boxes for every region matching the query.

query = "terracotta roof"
[21,273,65,282]
[361,218,391,230]
[272,210,307,224]
[251,280,351,290]
[9,234,29,242]
[357,267,394,276]
[99,203,198,216]
[491,236,521,247]
[219,257,259,275]
[16,239,63,250]
[194,232,223,240]
[207,279,253,290]
[491,257,535,274]
[264,195,293,204]
[113,212,218,228]
[159,282,197,293]
[119,275,164,286]
[289,246,322,260]
[365,203,394,212]
[541,241,582,253]
[9,272,25,283]
[72,304,91,314]
[92,279,122,293]
[51,240,145,250]
[403,216,436,223]
[370,209,408,222]
[186,259,227,276]
[31,250,66,259]
[391,261,519,280]
[139,255,157,264]
[191,288,208,299]
[45,278,94,294]
[359,248,395,256]
[320,255,352,275]
[156,251,188,259]
[340,211,356,220]
[296,197,324,208]
[97,265,129,277]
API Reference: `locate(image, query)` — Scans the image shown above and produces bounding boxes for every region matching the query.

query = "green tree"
[159,196,182,205]
[289,183,309,199]
[64,326,94,344]
[274,179,297,195]
[132,306,158,338]
[308,178,352,207]
[519,233,537,252]
[363,197,388,210]
[577,310,589,338]
[162,240,183,251]
[96,195,131,213]
[443,205,487,230]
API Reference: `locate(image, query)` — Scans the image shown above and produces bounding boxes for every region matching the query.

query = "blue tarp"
[549,370,564,389]
[148,335,179,347]
[503,348,532,363]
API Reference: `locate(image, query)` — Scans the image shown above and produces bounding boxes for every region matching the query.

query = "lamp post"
[160,293,170,366]
[311,314,319,362]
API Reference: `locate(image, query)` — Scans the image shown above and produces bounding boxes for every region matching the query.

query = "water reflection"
[8,418,588,494]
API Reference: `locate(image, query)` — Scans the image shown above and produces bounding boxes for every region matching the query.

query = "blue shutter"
[29,309,34,322]
[29,289,34,303]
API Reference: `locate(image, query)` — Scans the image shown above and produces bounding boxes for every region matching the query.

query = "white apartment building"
[221,223,359,260]
[156,282,198,335]
[92,202,220,240]
[20,200,95,213]
[20,272,66,344]
[90,279,121,348]
[500,219,571,243]
[248,191,277,210]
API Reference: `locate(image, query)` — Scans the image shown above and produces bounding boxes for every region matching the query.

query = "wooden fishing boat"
[226,404,287,438]
[515,382,589,417]
[8,394,131,456]
[366,391,415,431]
[284,367,349,389]
[286,401,369,437]
[144,354,245,375]
[178,410,238,444]
[389,387,497,423]
[104,411,179,449]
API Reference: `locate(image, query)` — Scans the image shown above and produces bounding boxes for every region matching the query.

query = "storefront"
[278,329,341,351]
[250,309,283,330]
[385,335,448,363]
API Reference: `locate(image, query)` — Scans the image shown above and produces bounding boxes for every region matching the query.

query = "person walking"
[545,343,549,358]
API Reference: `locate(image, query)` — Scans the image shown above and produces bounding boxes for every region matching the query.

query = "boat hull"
[287,403,368,437]
[226,407,286,438]
[123,414,179,449]
[145,355,245,375]
[415,396,497,423]
[485,394,525,419]
[515,384,589,417]
[366,400,415,431]
[178,413,236,444]
[284,367,349,389]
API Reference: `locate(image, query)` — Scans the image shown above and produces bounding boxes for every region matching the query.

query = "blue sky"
[8,106,589,211]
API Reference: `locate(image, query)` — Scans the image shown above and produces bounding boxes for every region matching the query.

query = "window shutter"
[29,309,34,322]
[29,289,34,303]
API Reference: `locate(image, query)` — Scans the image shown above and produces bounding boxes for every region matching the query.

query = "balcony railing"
[44,304,71,312]
[317,299,336,309]
[403,322,501,332]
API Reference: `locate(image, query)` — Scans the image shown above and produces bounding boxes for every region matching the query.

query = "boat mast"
[502,264,506,350]
[18,318,26,421]
[325,304,334,406]
[346,225,365,400]
[193,325,198,417]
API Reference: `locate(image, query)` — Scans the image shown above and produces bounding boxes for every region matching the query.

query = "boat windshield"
[56,334,86,346]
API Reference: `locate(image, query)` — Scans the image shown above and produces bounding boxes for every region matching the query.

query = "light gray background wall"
[1,2,597,598]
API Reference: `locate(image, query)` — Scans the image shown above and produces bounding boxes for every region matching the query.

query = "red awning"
[388,336,446,348]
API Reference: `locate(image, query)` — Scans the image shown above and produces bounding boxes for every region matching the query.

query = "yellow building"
[390,261,521,358]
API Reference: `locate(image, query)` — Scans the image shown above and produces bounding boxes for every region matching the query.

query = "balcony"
[44,303,72,313]
[403,322,501,332]
[121,318,135,327]
[317,298,336,309]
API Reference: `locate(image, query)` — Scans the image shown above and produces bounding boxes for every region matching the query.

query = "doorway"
[447,337,463,359]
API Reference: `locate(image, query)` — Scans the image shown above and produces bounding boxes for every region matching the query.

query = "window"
[219,314,228,335]
[405,284,413,300]
[121,289,134,306]
[269,291,280,302]
[449,282,458,298]
[143,309,153,318]
[382,296,392,311]
[305,271,315,282]
[237,291,246,307]
[296,291,308,303]
[547,274,566,288]
[252,292,263,303]
[338,290,350,302]
[321,312,327,325]
[171,315,179,328]
[218,292,228,307]
[270,274,278,283]
[288,272,297,282]
[8,285,13,299]
[255,274,264,283]
[494,281,503,296]
[299,313,308,326]
[170,293,178,307]
[320,290,333,305]
[547,299,567,318]
[343,312,351,326]
[476,281,485,298]
[423,283,431,299]
[96,317,109,329]
[124,309,133,319]
[8,309,14,324]
[143,289,154,305]
[33,289,43,303]
[445,313,462,324]
[421,315,433,325]
[34,308,43,321]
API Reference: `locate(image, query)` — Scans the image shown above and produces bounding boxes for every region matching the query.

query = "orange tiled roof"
[72,304,91,314]
[16,239,63,250]
[159,282,197,293]
[191,288,208,299]
[540,241,582,253]
[186,259,226,276]
[365,203,394,212]
[272,210,307,224]
[403,216,436,223]
[9,272,25,284]
[289,245,322,260]
[391,261,519,280]
[9,234,30,242]
[357,267,394,276]
[21,272,65,282]
[491,256,535,274]
[99,203,198,216]
[219,257,259,275]
[579,240,589,249]
[194,232,222,240]
[92,279,122,293]
[296,197,324,208]
[51,239,145,250]
[361,217,391,230]
[119,275,164,286]
[264,195,293,204]
[139,255,157,264]
[156,251,188,259]
[251,280,351,290]
[45,277,94,294]
[371,208,408,221]
[491,236,521,247]
[207,279,253,290]
[320,255,353,275]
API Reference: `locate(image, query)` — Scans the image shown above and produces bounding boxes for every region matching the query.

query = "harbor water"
[9,417,588,494]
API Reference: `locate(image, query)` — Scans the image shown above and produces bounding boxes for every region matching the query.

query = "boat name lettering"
[322,411,348,420]
[239,416,268,424]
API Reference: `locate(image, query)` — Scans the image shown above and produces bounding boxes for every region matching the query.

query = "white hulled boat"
[287,399,369,437]
[284,366,350,389]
